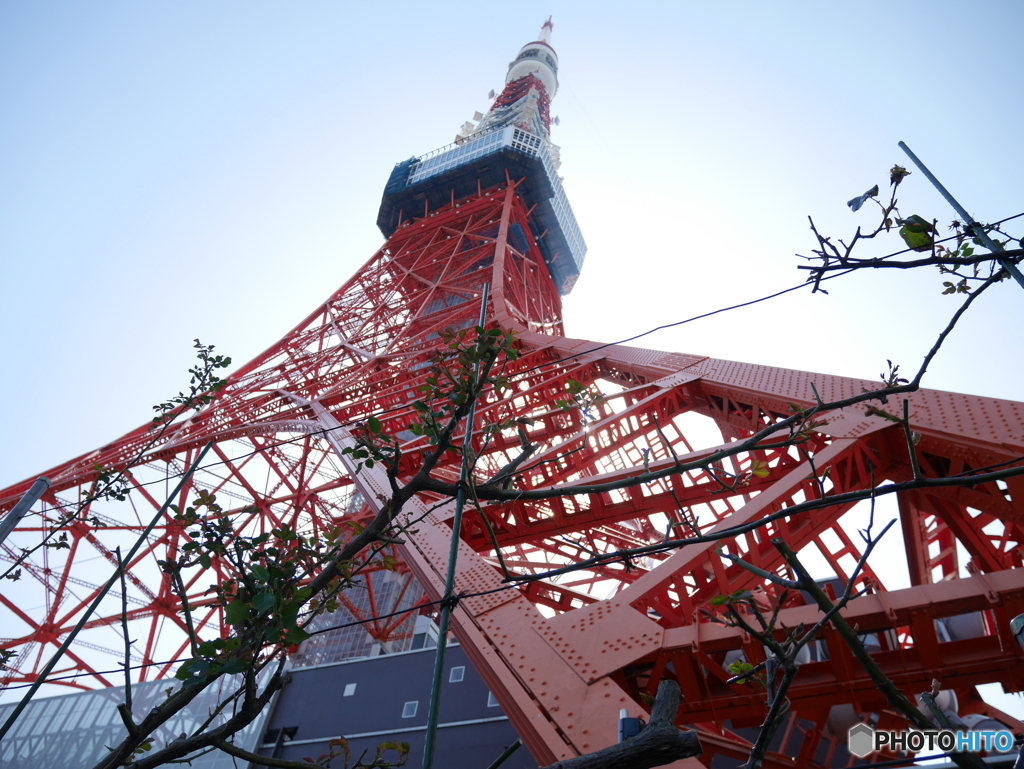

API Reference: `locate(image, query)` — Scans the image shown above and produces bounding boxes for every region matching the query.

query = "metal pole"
[0,442,214,742]
[898,141,1024,290]
[484,739,522,769]
[1011,615,1024,769]
[421,283,490,769]
[0,477,50,547]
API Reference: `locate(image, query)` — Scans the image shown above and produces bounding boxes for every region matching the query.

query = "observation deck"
[377,125,586,295]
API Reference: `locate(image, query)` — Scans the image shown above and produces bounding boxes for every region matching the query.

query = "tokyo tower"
[3,18,1024,769]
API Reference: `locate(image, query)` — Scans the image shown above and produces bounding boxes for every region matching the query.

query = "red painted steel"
[2,176,1023,769]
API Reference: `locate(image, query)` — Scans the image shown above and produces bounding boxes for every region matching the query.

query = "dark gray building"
[0,636,537,769]
[259,643,536,769]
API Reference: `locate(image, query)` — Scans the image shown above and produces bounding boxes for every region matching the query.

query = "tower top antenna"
[376,20,583,293]
[539,16,554,42]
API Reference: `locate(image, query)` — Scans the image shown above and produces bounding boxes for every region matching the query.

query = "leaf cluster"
[5,340,238,586]
[164,491,334,685]
[799,165,1022,294]
[89,463,134,502]
[341,325,521,476]
[409,325,520,443]
[151,340,232,428]
[554,378,604,426]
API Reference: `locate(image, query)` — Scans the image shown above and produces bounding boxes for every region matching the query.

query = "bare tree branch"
[772,538,988,769]
[539,680,701,769]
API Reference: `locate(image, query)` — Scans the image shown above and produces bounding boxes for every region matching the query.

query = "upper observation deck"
[377,124,586,296]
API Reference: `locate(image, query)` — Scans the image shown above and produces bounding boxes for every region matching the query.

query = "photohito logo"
[847,724,1015,758]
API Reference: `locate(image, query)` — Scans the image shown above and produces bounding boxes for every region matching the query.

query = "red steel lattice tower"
[3,19,1024,768]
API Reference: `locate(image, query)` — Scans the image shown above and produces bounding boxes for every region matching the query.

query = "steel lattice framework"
[3,20,1024,769]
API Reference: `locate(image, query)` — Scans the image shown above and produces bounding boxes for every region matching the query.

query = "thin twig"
[469,480,512,579]
[172,569,201,659]
[901,399,922,480]
[115,547,136,730]
[502,459,1024,585]
[772,538,987,769]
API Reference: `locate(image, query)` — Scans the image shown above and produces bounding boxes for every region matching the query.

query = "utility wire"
[16,214,1024,542]
[7,213,1024,663]
[0,582,523,690]
[0,659,182,690]
[16,273,832,504]
[13,444,1022,686]
[9,441,1024,691]
[12,210,1024,508]
[32,217,1014,501]
[125,209,1024,480]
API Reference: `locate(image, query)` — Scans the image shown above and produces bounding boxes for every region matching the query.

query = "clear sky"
[2,0,1023,710]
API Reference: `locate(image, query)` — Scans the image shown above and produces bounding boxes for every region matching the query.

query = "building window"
[487,692,499,708]
[343,683,356,697]
[449,666,465,683]
[262,726,298,746]
[402,701,418,719]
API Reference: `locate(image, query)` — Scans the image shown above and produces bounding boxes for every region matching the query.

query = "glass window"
[487,692,499,708]
[448,666,465,683]
[343,683,356,697]
[402,701,418,719]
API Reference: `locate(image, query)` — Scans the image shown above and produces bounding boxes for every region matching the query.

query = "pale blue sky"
[2,0,1023,710]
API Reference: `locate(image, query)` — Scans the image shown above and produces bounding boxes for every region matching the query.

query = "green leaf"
[368,416,382,434]
[898,214,926,231]
[900,227,933,252]
[197,639,222,656]
[283,627,311,644]
[249,564,271,583]
[220,659,249,675]
[749,459,770,478]
[175,658,211,682]
[252,592,276,615]
[224,599,249,625]
[198,553,212,570]
[728,660,754,676]
[897,215,936,252]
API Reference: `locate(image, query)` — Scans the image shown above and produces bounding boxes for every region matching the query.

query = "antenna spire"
[539,16,553,43]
